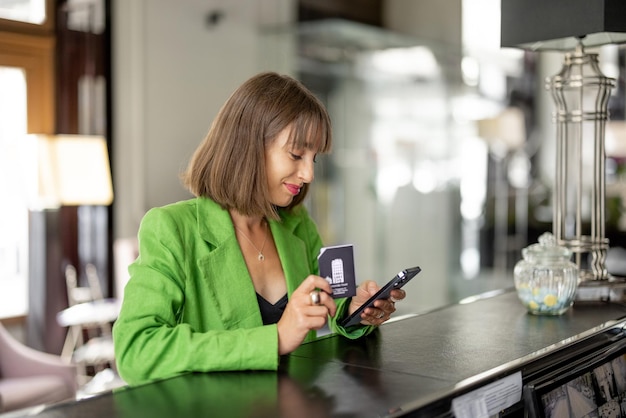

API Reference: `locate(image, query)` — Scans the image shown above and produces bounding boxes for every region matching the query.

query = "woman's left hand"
[348,280,406,326]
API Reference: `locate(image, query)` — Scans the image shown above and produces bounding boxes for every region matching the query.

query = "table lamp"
[31,134,113,208]
[501,0,626,289]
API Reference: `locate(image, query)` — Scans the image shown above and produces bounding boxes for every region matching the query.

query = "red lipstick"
[285,183,301,195]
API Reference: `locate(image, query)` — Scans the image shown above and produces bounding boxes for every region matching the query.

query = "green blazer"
[113,197,372,385]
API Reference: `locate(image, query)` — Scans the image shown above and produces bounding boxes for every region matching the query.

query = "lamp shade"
[501,0,626,50]
[32,134,113,207]
[477,107,526,152]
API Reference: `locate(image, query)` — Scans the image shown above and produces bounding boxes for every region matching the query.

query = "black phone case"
[339,266,421,328]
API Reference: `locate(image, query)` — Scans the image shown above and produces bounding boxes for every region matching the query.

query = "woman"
[112,72,405,385]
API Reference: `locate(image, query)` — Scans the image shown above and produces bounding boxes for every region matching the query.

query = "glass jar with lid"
[514,232,579,315]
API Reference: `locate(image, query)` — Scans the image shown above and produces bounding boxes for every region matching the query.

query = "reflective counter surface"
[6,289,626,417]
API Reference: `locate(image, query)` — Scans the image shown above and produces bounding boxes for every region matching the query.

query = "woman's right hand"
[277,275,336,355]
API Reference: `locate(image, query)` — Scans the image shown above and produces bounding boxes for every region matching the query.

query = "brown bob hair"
[181,72,332,220]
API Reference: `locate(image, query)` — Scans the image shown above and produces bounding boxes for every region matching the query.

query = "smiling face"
[183,72,332,220]
[265,125,317,208]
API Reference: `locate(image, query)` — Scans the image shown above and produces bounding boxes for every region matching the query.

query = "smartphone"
[339,266,421,328]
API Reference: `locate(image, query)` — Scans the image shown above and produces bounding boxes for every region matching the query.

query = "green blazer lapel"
[270,218,311,296]
[195,198,261,328]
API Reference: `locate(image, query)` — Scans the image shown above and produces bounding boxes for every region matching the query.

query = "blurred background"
[1,0,625,357]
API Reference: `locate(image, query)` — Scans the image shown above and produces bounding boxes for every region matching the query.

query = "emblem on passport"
[318,244,356,298]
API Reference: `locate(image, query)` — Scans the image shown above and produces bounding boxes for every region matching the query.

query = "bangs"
[287,110,332,154]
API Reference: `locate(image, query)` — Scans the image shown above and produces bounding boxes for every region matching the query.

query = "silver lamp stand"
[547,40,626,300]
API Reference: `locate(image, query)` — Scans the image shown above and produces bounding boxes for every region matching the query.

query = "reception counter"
[5,288,626,417]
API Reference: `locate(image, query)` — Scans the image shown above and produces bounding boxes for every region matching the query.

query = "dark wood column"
[27,0,111,354]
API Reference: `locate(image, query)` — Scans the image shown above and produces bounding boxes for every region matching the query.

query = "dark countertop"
[288,289,626,415]
[8,289,626,418]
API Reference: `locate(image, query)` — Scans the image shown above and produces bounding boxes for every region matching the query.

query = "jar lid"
[522,232,572,261]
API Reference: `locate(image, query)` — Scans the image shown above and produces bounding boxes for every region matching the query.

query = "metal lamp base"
[575,275,626,302]
[548,41,616,285]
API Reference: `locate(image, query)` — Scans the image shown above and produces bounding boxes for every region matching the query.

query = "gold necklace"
[234,221,268,261]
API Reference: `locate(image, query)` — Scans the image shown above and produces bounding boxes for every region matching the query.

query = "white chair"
[59,264,116,385]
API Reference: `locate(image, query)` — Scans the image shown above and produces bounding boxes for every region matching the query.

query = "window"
[0,4,54,319]
[0,66,29,318]
[0,0,53,33]
[0,0,46,25]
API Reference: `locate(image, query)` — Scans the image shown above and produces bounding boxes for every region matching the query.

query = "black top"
[256,293,288,324]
